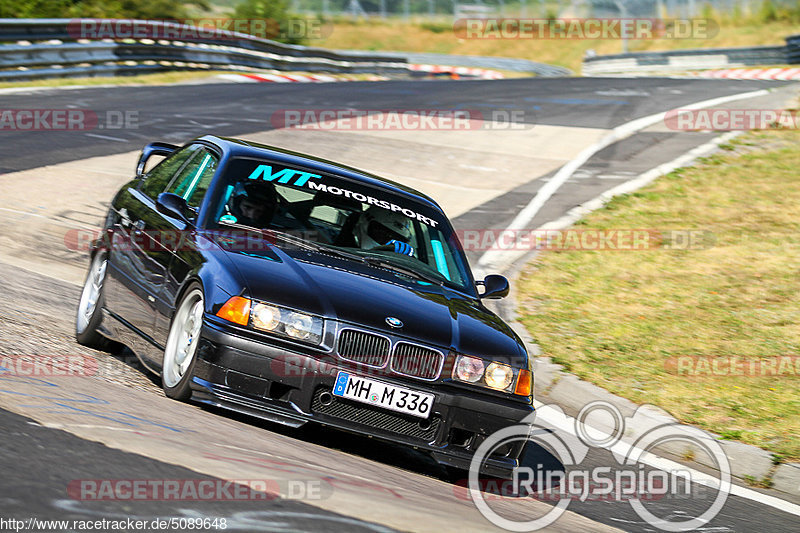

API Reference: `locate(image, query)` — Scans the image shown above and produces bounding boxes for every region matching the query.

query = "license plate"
[332,371,434,419]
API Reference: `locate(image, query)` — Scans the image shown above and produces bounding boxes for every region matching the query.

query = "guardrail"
[0,18,409,81]
[0,18,572,81]
[0,41,406,80]
[583,36,798,76]
[0,18,571,82]
[788,34,800,64]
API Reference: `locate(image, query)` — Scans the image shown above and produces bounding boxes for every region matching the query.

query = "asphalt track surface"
[1,76,799,532]
[0,77,781,173]
[0,406,400,533]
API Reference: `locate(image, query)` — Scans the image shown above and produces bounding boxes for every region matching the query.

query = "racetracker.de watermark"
[454,18,718,40]
[665,356,800,377]
[457,229,714,251]
[267,351,461,380]
[0,110,138,131]
[0,354,99,377]
[64,228,714,254]
[66,228,283,253]
[2,517,229,532]
[665,109,800,131]
[68,479,331,501]
[67,18,332,41]
[269,109,534,130]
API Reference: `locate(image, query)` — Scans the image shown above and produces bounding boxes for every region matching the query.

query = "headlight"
[453,355,485,382]
[485,362,513,390]
[452,354,530,395]
[217,297,323,345]
[284,311,322,344]
[252,303,281,331]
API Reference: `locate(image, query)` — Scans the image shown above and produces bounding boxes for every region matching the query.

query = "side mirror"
[478,274,510,299]
[136,141,179,177]
[156,192,190,223]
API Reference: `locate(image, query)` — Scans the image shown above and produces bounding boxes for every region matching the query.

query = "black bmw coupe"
[76,135,533,477]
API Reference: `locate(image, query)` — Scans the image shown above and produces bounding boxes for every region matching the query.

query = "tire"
[76,251,113,350]
[162,284,204,401]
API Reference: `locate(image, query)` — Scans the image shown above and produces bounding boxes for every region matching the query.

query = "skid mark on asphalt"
[200,451,406,501]
[122,426,412,502]
[0,364,617,532]
[53,500,400,532]
[0,371,191,433]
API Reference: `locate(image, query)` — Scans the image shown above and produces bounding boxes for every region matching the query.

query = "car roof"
[198,135,443,212]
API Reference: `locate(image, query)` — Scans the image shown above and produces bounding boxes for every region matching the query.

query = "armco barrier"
[0,18,408,80]
[787,34,800,64]
[0,18,398,62]
[0,18,570,81]
[583,38,796,76]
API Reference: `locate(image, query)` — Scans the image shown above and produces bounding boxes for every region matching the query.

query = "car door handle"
[132,220,146,234]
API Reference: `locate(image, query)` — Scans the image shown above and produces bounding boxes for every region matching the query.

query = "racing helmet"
[355,206,413,249]
[230,180,278,228]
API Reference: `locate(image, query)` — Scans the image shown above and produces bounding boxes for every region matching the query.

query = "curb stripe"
[694,67,800,81]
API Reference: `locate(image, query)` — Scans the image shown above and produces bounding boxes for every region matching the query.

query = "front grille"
[391,342,443,380]
[337,329,390,367]
[312,389,440,442]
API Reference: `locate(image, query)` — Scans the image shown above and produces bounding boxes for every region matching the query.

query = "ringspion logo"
[468,401,731,531]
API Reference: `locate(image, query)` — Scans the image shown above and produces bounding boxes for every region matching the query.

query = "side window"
[139,145,199,199]
[166,147,219,210]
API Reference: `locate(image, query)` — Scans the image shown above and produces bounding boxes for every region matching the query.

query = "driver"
[354,206,415,256]
[229,180,279,228]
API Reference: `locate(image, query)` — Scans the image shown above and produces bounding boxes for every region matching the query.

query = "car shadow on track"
[195,402,566,499]
[94,346,566,498]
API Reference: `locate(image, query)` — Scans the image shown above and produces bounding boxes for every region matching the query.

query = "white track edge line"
[476,88,770,273]
[533,399,800,517]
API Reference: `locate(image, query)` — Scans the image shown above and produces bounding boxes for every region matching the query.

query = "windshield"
[209,157,475,294]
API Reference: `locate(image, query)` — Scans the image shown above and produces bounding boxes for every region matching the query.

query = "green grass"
[318,18,800,73]
[0,70,230,89]
[516,129,800,460]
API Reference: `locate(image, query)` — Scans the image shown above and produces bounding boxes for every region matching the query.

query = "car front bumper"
[191,319,534,478]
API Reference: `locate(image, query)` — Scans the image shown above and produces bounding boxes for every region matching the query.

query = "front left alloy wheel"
[162,284,204,401]
[76,250,113,350]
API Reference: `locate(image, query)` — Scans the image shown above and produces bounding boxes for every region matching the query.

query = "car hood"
[211,235,525,366]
